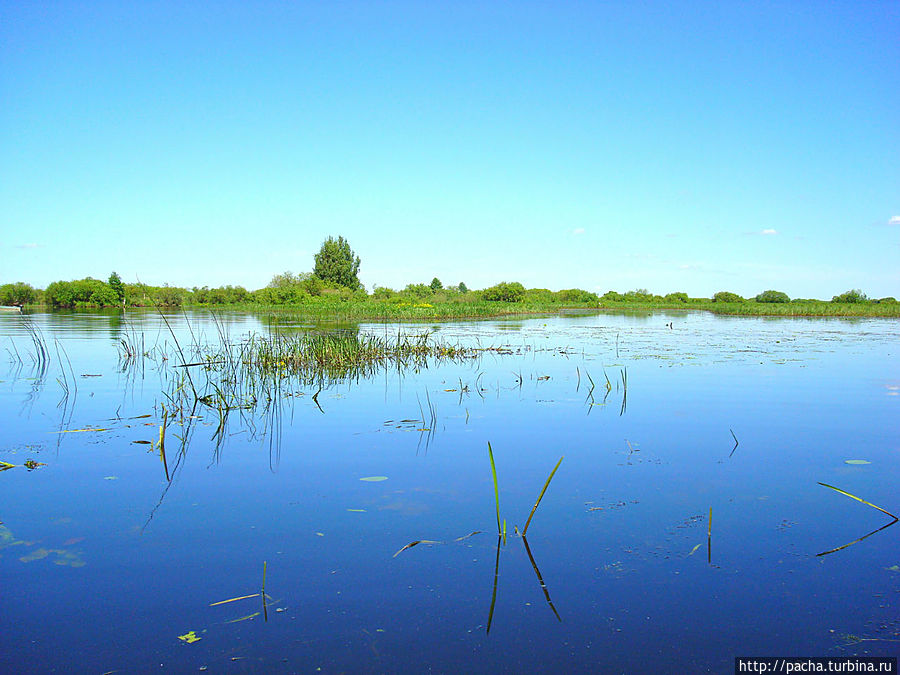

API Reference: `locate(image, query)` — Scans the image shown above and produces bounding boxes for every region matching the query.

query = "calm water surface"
[1,310,898,673]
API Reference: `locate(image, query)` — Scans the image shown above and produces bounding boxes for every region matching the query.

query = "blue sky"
[2,1,898,299]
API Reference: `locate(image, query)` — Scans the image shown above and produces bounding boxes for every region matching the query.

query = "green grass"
[598,299,900,318]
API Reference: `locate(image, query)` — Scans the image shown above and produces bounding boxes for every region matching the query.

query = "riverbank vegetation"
[3,236,898,318]
[6,276,898,318]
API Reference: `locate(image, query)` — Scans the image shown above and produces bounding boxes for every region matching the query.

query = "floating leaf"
[346,509,366,512]
[886,565,900,572]
[20,548,51,562]
[359,476,388,482]
[177,631,201,644]
[0,461,15,471]
[132,440,152,445]
[844,460,871,465]
[225,612,260,624]
[687,543,703,557]
[103,476,118,481]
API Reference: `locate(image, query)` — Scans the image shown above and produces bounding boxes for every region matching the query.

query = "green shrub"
[525,288,555,303]
[557,288,599,304]
[372,286,396,300]
[713,291,744,303]
[403,283,434,300]
[45,278,121,308]
[483,281,526,302]
[624,288,653,302]
[831,289,867,303]
[663,292,689,303]
[755,290,790,303]
[0,282,37,306]
[600,291,624,302]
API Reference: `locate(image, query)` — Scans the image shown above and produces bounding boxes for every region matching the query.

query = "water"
[1,310,898,673]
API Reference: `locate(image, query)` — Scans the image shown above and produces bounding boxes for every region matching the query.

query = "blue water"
[1,310,898,673]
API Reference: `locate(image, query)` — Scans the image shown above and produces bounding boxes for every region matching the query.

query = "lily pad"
[359,476,388,482]
[844,460,871,465]
[177,631,201,644]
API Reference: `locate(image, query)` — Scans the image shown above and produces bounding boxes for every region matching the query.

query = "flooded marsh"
[1,310,899,673]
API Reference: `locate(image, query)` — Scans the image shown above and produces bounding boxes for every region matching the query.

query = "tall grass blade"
[817,482,898,520]
[262,560,268,622]
[488,442,501,536]
[522,456,563,536]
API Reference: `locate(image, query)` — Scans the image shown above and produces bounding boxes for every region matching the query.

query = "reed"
[817,482,898,520]
[522,457,564,536]
[487,442,502,537]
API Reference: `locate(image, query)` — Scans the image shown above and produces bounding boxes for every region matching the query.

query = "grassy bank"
[597,299,900,318]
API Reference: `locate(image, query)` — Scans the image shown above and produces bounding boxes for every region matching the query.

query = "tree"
[108,272,125,304]
[430,277,443,292]
[458,282,469,293]
[832,289,867,303]
[755,290,790,303]
[713,291,744,303]
[313,236,361,290]
[0,282,37,306]
[482,281,526,302]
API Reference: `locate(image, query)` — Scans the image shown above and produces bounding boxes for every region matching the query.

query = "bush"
[624,289,653,302]
[0,282,37,306]
[600,291,624,302]
[663,292,689,303]
[831,289,867,303]
[755,290,790,303]
[44,278,121,308]
[557,288,599,304]
[525,288,555,303]
[482,281,526,302]
[403,283,434,300]
[372,286,396,300]
[713,291,744,303]
[875,297,897,304]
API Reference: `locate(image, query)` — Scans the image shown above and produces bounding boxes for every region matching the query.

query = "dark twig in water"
[522,536,561,622]
[486,535,501,634]
[816,519,898,557]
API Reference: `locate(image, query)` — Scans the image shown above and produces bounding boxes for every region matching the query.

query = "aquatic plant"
[522,456,564,536]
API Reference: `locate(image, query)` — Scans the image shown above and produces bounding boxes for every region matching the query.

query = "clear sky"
[1,1,898,299]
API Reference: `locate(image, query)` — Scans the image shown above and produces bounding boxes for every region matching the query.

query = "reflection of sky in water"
[1,310,898,673]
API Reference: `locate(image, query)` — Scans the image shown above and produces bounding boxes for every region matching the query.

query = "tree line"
[1,236,895,309]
